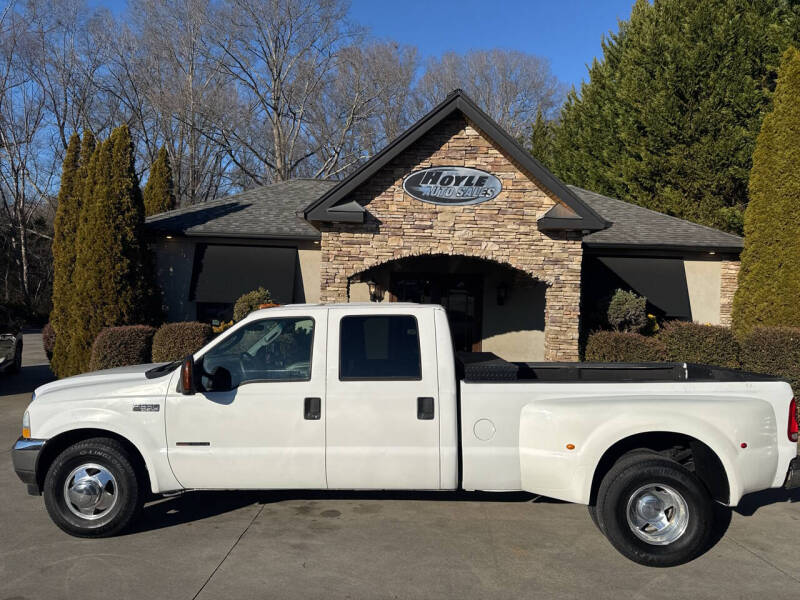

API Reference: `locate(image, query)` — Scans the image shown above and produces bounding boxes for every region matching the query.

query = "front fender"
[519,394,778,506]
[36,407,182,494]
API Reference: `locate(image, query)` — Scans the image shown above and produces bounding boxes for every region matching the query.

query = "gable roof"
[145,179,336,240]
[571,186,744,253]
[303,89,608,231]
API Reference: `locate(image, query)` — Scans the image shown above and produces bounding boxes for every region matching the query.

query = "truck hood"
[34,362,176,402]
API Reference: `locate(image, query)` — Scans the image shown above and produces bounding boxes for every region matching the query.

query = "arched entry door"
[352,254,547,360]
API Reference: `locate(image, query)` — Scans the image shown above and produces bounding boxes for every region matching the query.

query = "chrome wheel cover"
[626,483,689,545]
[63,463,118,521]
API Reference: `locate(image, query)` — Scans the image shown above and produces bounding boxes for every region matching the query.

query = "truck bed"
[455,352,779,383]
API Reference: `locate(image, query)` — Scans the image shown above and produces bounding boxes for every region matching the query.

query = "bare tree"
[417,49,565,139]
[206,0,368,183]
[305,41,418,178]
[0,3,57,307]
[23,0,108,158]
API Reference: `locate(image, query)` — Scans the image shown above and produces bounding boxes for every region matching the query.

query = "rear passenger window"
[339,315,421,380]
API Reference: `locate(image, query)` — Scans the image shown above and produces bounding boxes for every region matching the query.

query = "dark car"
[0,306,23,374]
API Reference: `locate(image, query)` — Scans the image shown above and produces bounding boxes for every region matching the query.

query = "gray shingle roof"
[146,178,743,254]
[570,186,743,252]
[145,179,337,239]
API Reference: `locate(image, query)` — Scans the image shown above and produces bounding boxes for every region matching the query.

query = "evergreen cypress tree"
[65,125,160,374]
[50,133,82,378]
[732,47,800,334]
[143,146,176,216]
[550,0,800,234]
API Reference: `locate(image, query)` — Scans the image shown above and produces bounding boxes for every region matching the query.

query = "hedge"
[152,321,214,362]
[88,325,156,372]
[659,321,740,368]
[584,331,667,362]
[42,322,56,361]
[233,287,272,321]
[740,326,800,393]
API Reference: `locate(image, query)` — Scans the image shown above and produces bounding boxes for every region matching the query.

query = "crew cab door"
[165,313,326,489]
[325,307,440,489]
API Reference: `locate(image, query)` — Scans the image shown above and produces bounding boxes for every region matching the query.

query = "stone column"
[543,277,581,362]
[719,259,740,327]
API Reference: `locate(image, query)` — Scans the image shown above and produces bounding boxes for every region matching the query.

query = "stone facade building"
[147,91,744,362]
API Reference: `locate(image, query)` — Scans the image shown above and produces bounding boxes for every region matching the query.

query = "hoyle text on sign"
[403,166,502,206]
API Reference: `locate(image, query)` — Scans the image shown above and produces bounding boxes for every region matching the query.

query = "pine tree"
[550,0,800,234]
[65,125,160,375]
[732,47,800,334]
[528,109,556,172]
[143,146,176,216]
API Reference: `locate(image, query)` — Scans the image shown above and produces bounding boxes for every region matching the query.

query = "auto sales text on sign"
[402,166,502,206]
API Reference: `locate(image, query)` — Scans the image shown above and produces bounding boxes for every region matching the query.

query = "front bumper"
[785,456,800,490]
[11,437,46,495]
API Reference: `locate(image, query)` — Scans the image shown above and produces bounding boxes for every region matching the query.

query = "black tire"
[595,453,713,567]
[587,504,603,533]
[588,449,660,535]
[43,437,143,538]
[9,342,22,373]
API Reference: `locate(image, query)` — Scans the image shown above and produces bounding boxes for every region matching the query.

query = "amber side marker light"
[789,398,798,443]
[566,444,575,450]
[21,411,30,439]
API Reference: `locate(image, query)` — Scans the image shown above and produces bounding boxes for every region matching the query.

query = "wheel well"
[36,428,151,493]
[588,432,729,505]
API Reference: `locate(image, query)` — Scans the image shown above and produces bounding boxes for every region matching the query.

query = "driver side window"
[199,317,314,391]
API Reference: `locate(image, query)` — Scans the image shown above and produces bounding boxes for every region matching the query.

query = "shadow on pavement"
[0,364,55,397]
[733,486,800,517]
[129,489,559,535]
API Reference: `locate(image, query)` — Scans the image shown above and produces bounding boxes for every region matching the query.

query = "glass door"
[391,273,483,352]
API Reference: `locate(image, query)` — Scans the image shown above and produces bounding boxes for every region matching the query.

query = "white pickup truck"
[13,303,800,566]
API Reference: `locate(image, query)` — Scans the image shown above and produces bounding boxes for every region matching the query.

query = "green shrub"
[607,289,648,332]
[740,326,800,393]
[584,331,667,362]
[88,325,156,371]
[152,321,213,362]
[659,321,740,368]
[233,287,273,322]
[42,323,56,361]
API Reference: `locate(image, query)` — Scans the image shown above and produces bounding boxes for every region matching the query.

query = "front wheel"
[43,438,143,537]
[595,454,713,567]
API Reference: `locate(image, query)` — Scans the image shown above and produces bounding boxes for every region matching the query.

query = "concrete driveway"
[1,333,798,600]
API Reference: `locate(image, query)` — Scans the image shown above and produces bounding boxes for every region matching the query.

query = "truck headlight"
[22,411,30,439]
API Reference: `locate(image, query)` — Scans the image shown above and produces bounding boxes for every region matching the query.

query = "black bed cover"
[455,352,780,384]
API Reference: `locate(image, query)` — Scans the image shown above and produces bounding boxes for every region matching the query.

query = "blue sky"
[91,0,635,88]
[349,0,635,88]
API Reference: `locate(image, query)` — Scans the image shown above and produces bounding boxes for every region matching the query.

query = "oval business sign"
[402,166,502,206]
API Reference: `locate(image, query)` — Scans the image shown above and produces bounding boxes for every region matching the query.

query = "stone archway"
[320,241,581,361]
[348,254,549,359]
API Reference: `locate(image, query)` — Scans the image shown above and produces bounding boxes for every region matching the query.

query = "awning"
[597,257,691,319]
[190,244,297,304]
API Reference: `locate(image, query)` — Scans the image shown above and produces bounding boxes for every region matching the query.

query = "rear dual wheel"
[590,453,714,567]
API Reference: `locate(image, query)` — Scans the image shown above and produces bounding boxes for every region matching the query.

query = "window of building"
[339,315,421,380]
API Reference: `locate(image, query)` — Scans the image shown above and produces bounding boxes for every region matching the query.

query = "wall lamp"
[365,279,385,302]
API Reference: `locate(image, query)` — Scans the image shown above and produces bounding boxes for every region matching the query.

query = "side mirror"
[179,355,196,395]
